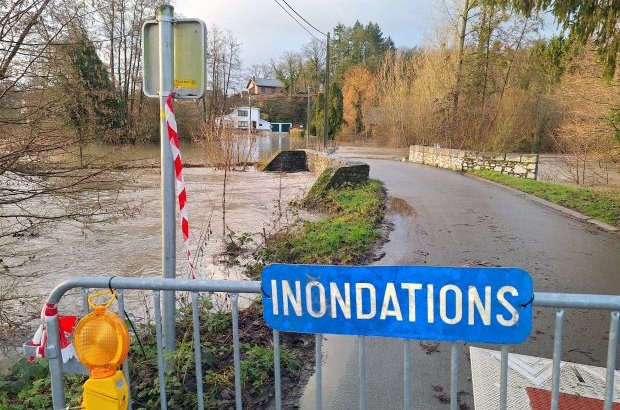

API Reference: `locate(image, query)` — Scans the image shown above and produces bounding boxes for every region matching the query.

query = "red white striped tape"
[165,93,196,279]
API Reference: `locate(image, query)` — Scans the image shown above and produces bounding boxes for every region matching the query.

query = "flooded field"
[2,166,315,293]
[0,138,318,368]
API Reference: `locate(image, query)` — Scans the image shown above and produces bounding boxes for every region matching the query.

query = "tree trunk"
[452,0,471,114]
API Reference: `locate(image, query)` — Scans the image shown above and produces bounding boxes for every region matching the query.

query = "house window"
[237,109,248,117]
[238,121,248,128]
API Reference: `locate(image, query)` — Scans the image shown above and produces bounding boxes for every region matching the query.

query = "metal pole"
[117,290,133,410]
[323,32,330,152]
[154,291,167,410]
[551,308,565,410]
[500,345,509,409]
[232,294,242,410]
[47,315,66,409]
[316,333,323,410]
[603,311,619,410]
[192,293,205,410]
[273,330,282,410]
[403,339,412,410]
[248,92,252,137]
[306,85,310,145]
[450,343,459,410]
[359,337,366,410]
[158,4,176,354]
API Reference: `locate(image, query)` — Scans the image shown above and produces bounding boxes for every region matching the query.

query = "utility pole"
[306,85,310,146]
[323,32,330,152]
[248,91,252,137]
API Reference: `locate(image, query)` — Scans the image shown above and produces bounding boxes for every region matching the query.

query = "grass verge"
[0,178,387,410]
[250,179,385,270]
[469,170,620,228]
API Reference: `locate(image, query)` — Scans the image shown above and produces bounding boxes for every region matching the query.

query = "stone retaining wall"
[304,151,347,174]
[261,150,309,172]
[262,150,369,190]
[409,145,539,179]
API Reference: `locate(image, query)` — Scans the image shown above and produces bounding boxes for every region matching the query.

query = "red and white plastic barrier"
[28,302,76,363]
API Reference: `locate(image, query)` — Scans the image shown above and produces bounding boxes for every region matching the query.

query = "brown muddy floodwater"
[0,164,317,368]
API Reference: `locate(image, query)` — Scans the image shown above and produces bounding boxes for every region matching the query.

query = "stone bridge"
[262,150,369,192]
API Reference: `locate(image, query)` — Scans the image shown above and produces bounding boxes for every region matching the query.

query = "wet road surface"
[300,152,620,410]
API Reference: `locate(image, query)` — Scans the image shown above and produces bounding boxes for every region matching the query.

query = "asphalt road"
[299,156,620,410]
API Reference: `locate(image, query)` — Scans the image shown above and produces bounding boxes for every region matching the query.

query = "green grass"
[0,358,85,410]
[255,179,385,266]
[469,170,620,227]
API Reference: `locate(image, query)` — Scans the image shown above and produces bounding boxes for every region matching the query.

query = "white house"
[217,106,271,131]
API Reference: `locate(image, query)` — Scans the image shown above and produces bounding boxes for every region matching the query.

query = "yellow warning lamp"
[73,289,130,409]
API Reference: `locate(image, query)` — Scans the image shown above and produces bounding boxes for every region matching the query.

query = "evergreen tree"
[531,35,581,86]
[328,82,344,138]
[55,24,124,146]
[311,91,324,137]
[490,0,620,79]
[311,83,344,138]
[331,21,395,82]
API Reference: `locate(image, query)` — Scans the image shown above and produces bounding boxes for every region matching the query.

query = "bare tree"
[552,46,620,185]
[0,0,139,241]
[0,0,141,340]
[88,0,159,142]
[373,50,433,147]
[191,120,256,240]
[418,0,550,151]
[302,38,327,92]
[272,51,303,95]
[456,1,474,108]
[222,30,242,108]
[205,26,242,123]
[0,0,53,81]
[248,63,275,79]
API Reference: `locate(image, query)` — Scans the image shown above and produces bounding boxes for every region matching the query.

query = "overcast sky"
[173,0,436,69]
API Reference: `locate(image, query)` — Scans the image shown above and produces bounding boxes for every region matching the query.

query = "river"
[0,135,319,369]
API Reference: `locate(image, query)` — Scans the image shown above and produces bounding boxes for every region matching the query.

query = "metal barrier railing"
[24,276,620,410]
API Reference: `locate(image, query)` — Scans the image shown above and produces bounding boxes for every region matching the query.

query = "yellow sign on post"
[142,18,206,99]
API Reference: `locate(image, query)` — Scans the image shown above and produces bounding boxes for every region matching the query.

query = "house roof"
[247,77,283,88]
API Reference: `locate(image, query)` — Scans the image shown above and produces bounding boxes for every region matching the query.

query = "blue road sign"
[262,264,533,344]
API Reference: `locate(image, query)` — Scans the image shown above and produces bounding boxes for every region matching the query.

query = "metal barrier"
[25,276,620,410]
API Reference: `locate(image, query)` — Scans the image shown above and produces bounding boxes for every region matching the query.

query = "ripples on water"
[0,137,318,365]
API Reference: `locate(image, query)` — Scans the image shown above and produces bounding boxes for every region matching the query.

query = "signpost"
[262,264,533,344]
[141,5,205,354]
[142,16,206,99]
